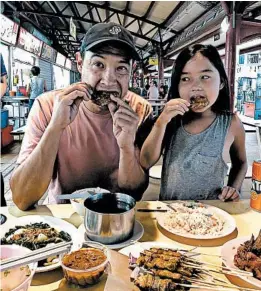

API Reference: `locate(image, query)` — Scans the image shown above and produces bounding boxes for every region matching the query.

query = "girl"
[140,44,247,201]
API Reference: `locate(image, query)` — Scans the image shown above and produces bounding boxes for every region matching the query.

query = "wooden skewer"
[185,257,253,276]
[177,283,241,291]
[189,278,260,291]
[182,262,253,277]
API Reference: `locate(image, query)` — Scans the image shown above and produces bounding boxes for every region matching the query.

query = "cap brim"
[85,38,140,60]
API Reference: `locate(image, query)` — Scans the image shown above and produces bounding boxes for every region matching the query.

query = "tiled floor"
[1,124,261,205]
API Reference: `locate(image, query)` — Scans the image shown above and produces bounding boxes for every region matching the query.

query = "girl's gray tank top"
[160,114,233,200]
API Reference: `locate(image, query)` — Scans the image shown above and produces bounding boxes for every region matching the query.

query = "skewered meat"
[234,231,261,280]
[151,269,182,280]
[134,274,179,291]
[130,248,197,290]
[190,96,209,108]
[90,88,120,107]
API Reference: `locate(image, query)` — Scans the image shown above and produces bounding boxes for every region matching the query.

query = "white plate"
[0,215,81,273]
[157,202,236,240]
[221,236,261,289]
[77,220,144,250]
[119,241,184,257]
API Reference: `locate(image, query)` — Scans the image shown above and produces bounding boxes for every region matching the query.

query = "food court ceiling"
[2,1,261,66]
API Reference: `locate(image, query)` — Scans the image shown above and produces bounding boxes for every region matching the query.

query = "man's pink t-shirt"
[16,90,152,204]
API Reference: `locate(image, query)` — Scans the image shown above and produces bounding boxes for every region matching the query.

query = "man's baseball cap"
[80,22,140,60]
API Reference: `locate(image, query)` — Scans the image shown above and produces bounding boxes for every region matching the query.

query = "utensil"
[137,209,168,212]
[0,241,73,272]
[57,193,92,200]
[58,187,108,200]
[84,193,136,244]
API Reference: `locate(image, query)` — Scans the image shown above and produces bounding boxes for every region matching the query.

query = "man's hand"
[108,95,139,150]
[49,82,91,130]
[218,186,240,202]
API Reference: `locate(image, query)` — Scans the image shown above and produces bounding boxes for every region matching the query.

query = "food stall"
[0,14,19,147]
[53,52,70,89]
[236,51,261,119]
[39,43,56,91]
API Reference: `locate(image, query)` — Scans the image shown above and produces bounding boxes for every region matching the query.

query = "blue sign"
[254,73,261,120]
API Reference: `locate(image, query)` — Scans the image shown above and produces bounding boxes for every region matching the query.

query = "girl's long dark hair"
[168,44,231,113]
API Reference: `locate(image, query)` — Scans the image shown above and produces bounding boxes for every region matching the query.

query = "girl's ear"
[220,82,224,90]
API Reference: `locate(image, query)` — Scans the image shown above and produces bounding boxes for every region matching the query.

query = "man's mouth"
[190,95,209,108]
[90,89,120,107]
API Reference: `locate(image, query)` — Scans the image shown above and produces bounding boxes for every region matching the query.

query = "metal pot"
[84,193,136,244]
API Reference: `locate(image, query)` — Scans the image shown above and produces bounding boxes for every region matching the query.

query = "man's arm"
[10,83,90,210]
[118,146,149,201]
[11,123,63,210]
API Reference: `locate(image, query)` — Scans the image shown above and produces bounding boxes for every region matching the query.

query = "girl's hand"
[158,99,190,126]
[218,186,240,202]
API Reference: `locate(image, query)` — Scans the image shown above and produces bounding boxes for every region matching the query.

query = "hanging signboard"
[65,58,72,70]
[70,17,76,40]
[17,27,43,56]
[41,43,54,62]
[0,14,19,45]
[149,57,158,66]
[56,52,66,67]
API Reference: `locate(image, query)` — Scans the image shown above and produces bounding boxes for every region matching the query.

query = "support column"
[158,47,164,86]
[225,14,241,111]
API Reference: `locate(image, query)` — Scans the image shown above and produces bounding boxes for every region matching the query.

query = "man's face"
[77,50,131,100]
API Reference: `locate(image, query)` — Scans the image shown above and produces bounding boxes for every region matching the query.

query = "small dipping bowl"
[60,241,110,287]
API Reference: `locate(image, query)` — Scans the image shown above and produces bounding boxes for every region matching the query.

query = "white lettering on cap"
[109,26,121,35]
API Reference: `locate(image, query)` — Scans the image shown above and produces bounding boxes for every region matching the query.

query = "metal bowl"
[84,193,136,244]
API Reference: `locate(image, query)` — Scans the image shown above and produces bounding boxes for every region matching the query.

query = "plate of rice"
[157,201,236,239]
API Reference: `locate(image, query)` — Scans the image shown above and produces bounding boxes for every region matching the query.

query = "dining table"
[0,199,260,291]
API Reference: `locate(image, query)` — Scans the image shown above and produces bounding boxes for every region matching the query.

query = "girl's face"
[178,52,222,113]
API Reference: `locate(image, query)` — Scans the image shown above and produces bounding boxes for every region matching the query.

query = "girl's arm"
[220,115,247,201]
[140,98,190,169]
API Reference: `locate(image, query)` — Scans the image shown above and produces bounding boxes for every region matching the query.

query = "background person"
[26,66,47,111]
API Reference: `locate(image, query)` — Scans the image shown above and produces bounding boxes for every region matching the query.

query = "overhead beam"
[75,1,179,33]
[123,2,131,27]
[161,1,185,26]
[67,2,86,33]
[162,2,220,48]
[15,9,159,44]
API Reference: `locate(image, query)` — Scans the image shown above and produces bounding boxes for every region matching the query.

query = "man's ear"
[76,52,83,74]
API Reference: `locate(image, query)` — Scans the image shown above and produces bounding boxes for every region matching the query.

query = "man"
[10,23,152,210]
[147,81,159,99]
[26,66,47,111]
[0,53,8,98]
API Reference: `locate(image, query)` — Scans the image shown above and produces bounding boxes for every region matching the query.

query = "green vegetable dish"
[1,222,72,267]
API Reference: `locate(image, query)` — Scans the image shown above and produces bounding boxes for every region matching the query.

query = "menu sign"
[65,58,72,70]
[41,43,54,62]
[56,52,66,67]
[0,14,19,45]
[17,28,43,56]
